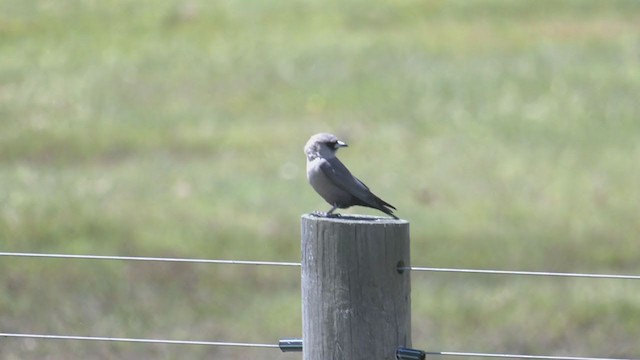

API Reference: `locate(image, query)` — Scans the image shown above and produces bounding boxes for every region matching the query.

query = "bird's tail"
[375,197,399,219]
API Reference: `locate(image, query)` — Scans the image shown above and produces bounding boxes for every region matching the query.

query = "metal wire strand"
[0,333,279,348]
[0,252,301,267]
[2,334,635,360]
[403,266,640,280]
[2,252,639,279]
[424,350,636,360]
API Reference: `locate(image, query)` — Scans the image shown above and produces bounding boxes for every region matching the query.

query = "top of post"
[301,213,409,225]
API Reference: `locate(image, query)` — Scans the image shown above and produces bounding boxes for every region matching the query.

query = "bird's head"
[304,133,348,160]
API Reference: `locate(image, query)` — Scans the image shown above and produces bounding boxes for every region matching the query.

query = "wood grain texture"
[301,214,411,360]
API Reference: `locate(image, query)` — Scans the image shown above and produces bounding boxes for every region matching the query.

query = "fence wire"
[0,333,279,348]
[2,252,639,280]
[2,333,635,360]
[423,350,636,360]
[403,266,640,280]
[3,251,640,359]
[0,252,300,267]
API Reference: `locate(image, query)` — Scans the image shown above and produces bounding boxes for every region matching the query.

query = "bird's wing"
[318,157,382,207]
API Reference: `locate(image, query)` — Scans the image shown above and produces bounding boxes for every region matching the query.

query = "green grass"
[1,0,640,358]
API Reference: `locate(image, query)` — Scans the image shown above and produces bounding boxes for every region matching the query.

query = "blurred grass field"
[1,0,640,358]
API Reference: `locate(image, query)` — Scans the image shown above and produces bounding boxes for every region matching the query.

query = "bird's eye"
[327,141,337,148]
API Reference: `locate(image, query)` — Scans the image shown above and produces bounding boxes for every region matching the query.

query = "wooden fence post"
[301,214,411,360]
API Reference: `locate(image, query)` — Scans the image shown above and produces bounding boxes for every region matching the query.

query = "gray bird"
[304,133,398,219]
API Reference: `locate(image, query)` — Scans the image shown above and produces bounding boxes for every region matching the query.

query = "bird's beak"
[336,140,348,148]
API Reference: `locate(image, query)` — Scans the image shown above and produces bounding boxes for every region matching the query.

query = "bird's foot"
[310,211,342,218]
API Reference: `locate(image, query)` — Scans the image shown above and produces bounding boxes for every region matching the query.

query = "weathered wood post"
[301,214,411,360]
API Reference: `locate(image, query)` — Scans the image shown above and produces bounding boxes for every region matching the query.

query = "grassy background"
[1,0,640,358]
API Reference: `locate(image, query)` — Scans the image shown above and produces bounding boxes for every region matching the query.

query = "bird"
[304,133,399,219]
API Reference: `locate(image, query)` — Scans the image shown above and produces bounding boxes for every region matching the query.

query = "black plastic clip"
[396,347,426,360]
[279,338,303,352]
